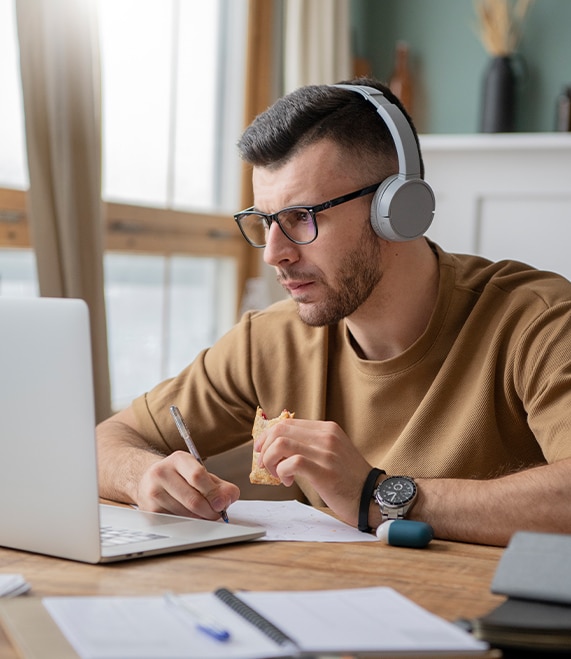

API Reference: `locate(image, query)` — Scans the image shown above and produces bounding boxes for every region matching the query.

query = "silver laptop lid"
[0,297,103,562]
[0,297,265,563]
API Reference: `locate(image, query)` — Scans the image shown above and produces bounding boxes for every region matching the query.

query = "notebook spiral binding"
[214,587,297,648]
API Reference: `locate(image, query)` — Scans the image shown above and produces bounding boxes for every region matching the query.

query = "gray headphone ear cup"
[370,176,435,241]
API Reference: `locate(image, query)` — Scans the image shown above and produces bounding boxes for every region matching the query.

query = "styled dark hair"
[237,77,424,180]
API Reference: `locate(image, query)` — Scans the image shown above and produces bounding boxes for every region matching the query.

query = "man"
[97,78,571,546]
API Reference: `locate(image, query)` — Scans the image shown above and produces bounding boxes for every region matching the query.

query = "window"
[104,253,236,410]
[0,0,250,409]
[0,0,27,189]
[99,0,247,211]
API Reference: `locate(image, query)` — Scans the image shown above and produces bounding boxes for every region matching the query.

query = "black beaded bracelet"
[358,467,385,533]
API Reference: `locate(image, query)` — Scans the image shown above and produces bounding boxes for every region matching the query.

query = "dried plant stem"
[475,0,533,56]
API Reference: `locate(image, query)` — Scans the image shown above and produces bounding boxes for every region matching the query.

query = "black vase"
[480,56,516,133]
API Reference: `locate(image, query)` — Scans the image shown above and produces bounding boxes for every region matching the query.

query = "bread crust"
[249,407,294,485]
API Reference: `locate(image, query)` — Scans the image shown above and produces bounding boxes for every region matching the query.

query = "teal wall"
[351,0,571,134]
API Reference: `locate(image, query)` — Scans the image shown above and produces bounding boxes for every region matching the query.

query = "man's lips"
[280,279,315,296]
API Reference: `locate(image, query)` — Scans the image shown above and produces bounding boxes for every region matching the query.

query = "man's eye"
[296,210,313,224]
[281,209,311,227]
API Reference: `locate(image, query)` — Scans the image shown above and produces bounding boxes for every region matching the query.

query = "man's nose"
[263,222,299,267]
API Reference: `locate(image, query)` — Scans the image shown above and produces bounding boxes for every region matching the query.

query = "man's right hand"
[136,450,239,520]
[95,407,239,520]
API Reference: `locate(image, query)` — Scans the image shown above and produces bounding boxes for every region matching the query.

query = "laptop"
[0,297,265,563]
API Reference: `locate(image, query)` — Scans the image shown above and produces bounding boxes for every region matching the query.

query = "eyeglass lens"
[239,208,316,246]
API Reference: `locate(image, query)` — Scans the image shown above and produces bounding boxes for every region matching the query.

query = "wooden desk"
[0,535,505,657]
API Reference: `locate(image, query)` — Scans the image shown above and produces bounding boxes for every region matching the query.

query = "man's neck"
[345,240,440,362]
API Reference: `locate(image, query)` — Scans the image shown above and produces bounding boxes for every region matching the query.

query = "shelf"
[419,133,571,152]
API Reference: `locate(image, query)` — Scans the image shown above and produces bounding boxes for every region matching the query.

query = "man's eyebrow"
[254,201,316,212]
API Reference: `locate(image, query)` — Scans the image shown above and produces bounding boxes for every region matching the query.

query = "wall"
[351,0,571,134]
[421,134,571,274]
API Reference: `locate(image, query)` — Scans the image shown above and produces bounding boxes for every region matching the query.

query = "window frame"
[0,187,252,315]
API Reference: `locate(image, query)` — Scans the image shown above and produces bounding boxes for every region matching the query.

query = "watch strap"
[358,467,385,533]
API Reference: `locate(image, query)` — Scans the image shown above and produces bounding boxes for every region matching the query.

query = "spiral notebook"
[0,586,491,658]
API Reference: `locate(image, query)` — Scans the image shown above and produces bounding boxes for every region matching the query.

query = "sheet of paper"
[226,499,377,542]
[0,574,31,597]
[42,587,489,659]
[43,593,290,659]
[240,588,489,654]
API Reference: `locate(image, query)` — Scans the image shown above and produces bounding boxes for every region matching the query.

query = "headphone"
[334,84,435,242]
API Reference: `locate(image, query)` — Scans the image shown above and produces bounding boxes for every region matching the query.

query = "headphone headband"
[333,84,421,179]
[332,83,435,242]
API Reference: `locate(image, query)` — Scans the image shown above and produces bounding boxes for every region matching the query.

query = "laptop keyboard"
[100,525,169,547]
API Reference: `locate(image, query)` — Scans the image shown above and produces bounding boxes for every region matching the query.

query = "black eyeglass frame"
[234,181,382,248]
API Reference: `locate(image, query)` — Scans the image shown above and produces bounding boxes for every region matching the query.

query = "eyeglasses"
[234,182,382,248]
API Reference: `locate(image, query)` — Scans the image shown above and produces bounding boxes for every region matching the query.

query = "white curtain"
[283,0,352,93]
[16,0,112,423]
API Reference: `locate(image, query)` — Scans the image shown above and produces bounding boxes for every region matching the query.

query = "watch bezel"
[374,475,417,509]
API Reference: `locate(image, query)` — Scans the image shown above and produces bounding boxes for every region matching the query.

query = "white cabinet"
[420,133,571,280]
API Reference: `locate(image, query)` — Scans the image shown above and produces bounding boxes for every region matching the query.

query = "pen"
[169,405,230,523]
[163,591,231,642]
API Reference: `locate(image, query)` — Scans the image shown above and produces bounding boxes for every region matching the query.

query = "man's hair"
[237,77,425,181]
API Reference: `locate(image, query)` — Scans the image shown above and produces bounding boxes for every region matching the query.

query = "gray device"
[334,84,435,242]
[0,297,264,563]
[491,531,571,604]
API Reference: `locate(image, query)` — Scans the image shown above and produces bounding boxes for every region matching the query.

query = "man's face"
[254,140,384,327]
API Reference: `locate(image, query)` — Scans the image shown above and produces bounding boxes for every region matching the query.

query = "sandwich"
[249,406,294,485]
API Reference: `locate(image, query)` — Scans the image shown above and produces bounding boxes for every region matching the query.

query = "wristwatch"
[374,475,417,521]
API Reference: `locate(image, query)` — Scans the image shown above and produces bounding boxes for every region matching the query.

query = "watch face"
[376,476,416,507]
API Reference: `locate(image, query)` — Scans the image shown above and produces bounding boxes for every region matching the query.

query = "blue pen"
[164,592,231,642]
[169,405,230,523]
